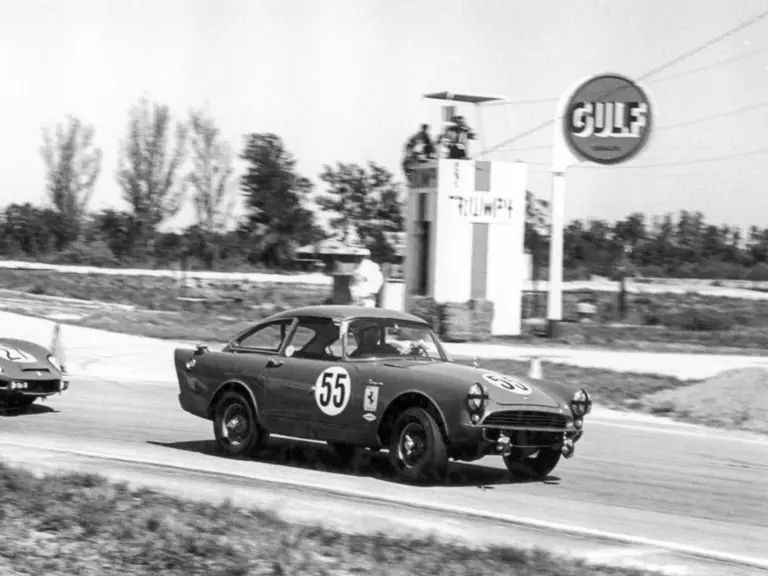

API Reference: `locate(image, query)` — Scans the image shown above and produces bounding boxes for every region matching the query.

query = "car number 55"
[315,366,352,416]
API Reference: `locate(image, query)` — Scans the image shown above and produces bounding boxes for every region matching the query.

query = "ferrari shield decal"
[482,372,532,395]
[0,345,36,363]
[363,385,379,412]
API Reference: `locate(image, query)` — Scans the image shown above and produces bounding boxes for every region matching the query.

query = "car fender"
[378,388,451,443]
[207,379,262,421]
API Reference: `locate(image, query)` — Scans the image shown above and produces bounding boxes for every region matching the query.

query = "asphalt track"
[2,376,768,575]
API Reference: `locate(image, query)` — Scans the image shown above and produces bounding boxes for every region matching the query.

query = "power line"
[651,43,768,83]
[544,146,768,169]
[505,97,768,153]
[656,98,768,131]
[487,43,768,108]
[475,6,768,158]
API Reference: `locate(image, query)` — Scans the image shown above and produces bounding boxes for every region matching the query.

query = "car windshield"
[345,318,445,361]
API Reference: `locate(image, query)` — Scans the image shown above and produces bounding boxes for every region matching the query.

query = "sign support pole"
[546,72,654,339]
[546,168,566,338]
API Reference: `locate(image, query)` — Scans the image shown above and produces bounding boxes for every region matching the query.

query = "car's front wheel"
[213,391,269,457]
[388,407,448,484]
[503,447,561,480]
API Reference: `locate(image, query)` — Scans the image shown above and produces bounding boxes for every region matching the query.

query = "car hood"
[0,338,59,378]
[377,359,567,409]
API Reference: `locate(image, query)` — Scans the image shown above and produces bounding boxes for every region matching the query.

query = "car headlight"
[48,355,64,372]
[571,388,592,417]
[466,382,489,416]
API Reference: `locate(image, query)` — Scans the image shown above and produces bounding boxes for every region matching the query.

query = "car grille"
[0,380,61,394]
[481,410,567,430]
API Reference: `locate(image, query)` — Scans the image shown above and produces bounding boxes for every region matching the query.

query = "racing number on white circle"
[315,367,351,416]
[483,373,532,395]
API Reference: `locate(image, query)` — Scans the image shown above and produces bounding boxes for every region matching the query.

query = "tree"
[115,98,188,255]
[316,161,405,264]
[40,116,102,244]
[186,109,235,266]
[239,133,323,266]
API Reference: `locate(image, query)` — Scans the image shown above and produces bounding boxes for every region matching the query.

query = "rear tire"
[213,391,269,457]
[503,447,561,480]
[388,407,448,484]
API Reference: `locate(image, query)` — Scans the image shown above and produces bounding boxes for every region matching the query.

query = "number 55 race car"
[0,338,68,410]
[173,305,592,483]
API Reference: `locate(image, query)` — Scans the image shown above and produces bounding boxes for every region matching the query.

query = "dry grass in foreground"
[0,463,661,576]
[642,367,768,434]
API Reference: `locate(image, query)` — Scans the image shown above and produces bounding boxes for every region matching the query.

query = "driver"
[349,325,399,358]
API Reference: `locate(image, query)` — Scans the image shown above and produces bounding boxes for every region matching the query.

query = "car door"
[227,317,297,429]
[263,316,365,442]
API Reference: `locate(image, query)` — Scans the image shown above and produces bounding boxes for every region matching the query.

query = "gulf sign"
[564,74,653,165]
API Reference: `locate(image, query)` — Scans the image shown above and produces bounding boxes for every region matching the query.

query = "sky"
[2,0,768,234]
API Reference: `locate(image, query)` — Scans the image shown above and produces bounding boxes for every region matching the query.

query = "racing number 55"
[315,366,352,417]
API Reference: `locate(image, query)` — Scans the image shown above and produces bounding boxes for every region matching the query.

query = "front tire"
[503,447,561,480]
[213,391,269,457]
[388,407,448,484]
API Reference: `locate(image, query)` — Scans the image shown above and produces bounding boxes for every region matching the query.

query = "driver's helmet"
[354,324,380,347]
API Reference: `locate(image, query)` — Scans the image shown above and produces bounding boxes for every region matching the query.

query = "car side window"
[238,320,291,352]
[286,317,341,360]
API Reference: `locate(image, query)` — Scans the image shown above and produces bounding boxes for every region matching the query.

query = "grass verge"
[0,462,663,576]
[5,268,768,353]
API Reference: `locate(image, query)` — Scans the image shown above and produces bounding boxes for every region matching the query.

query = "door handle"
[266,358,284,368]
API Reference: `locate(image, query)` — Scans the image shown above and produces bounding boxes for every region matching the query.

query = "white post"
[546,76,588,339]
[546,169,566,337]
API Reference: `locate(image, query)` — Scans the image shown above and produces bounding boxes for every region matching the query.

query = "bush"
[660,306,735,331]
[53,240,121,267]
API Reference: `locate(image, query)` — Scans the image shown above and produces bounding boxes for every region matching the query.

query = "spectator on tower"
[440,115,476,159]
[406,123,435,160]
[402,124,435,182]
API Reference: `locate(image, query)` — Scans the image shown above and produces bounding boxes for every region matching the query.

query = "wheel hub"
[399,423,426,467]
[222,404,249,445]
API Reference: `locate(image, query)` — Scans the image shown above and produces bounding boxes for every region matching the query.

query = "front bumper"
[0,378,69,397]
[447,406,586,461]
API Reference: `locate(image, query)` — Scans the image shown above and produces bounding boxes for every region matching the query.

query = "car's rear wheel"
[388,407,448,484]
[503,447,561,480]
[213,391,269,457]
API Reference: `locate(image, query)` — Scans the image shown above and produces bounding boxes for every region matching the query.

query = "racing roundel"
[0,345,37,364]
[482,372,532,396]
[314,366,352,417]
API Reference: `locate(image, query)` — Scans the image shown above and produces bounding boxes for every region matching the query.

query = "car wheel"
[213,391,269,458]
[388,407,448,484]
[503,447,561,480]
[328,442,366,470]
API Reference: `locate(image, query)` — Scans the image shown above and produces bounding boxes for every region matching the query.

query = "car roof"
[263,305,429,325]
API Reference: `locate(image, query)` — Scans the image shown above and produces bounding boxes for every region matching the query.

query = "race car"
[0,338,69,410]
[173,305,592,483]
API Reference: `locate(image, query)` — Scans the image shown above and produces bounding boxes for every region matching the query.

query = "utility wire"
[475,7,768,158]
[505,97,768,153]
[523,146,768,169]
[488,43,768,108]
